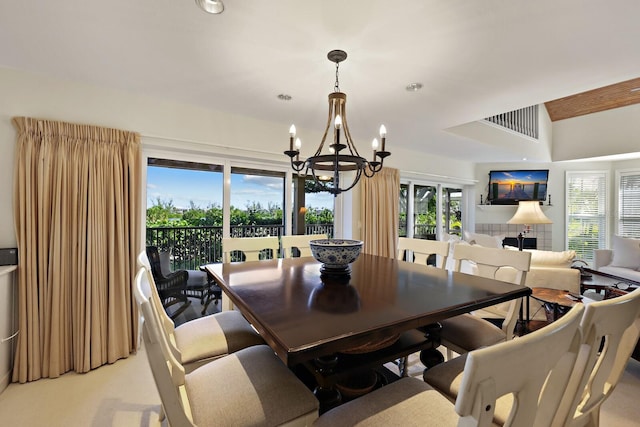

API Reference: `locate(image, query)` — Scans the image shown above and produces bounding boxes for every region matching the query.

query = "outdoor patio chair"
[146,245,191,319]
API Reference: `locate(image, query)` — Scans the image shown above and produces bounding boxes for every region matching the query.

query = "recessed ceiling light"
[406,82,423,92]
[195,0,224,14]
[631,87,640,92]
[278,94,292,101]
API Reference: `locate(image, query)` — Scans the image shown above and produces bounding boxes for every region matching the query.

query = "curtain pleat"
[12,117,141,382]
[359,167,400,258]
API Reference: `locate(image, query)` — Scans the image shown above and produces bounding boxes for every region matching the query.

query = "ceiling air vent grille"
[485,105,538,140]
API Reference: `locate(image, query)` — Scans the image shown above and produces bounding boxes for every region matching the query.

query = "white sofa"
[454,232,581,321]
[593,236,640,282]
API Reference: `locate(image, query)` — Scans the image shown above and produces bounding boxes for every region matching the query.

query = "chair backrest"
[146,246,166,280]
[137,251,182,362]
[455,304,584,427]
[222,236,280,263]
[281,234,327,258]
[452,244,531,339]
[134,268,194,426]
[552,287,640,427]
[397,237,450,268]
[220,236,280,310]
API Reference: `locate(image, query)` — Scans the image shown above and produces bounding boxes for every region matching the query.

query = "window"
[617,170,640,237]
[414,185,437,239]
[399,181,464,240]
[145,157,289,265]
[399,184,408,237]
[291,176,334,237]
[230,166,285,238]
[442,187,462,236]
[566,171,608,263]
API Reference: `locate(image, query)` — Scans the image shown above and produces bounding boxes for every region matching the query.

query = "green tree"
[146,198,180,226]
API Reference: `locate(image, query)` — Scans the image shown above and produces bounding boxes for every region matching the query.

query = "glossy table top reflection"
[204,254,530,366]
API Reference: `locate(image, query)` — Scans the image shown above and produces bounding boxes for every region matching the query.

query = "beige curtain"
[360,167,400,258]
[12,117,141,382]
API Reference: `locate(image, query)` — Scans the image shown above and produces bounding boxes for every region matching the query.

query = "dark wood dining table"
[203,254,531,370]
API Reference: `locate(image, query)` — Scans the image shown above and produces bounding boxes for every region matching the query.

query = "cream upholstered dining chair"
[551,287,640,427]
[221,236,281,310]
[397,237,450,268]
[314,303,584,427]
[138,252,264,374]
[438,244,531,360]
[425,288,640,427]
[134,268,319,427]
[222,236,280,262]
[396,237,450,376]
[281,233,327,258]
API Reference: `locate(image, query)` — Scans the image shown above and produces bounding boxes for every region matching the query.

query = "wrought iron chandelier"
[285,50,390,196]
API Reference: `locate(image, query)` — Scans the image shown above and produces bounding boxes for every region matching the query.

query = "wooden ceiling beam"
[545,77,640,121]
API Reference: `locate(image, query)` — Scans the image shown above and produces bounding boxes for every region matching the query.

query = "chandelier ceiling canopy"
[285,50,390,196]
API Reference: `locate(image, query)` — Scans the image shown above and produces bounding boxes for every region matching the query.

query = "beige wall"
[0,67,475,248]
[553,103,640,161]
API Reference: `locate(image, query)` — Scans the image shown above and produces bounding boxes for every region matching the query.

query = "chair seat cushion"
[423,352,467,402]
[186,269,208,287]
[175,310,264,366]
[314,377,458,426]
[185,345,319,427]
[440,313,505,352]
[423,352,513,426]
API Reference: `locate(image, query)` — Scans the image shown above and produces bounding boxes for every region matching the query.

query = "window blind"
[566,171,608,263]
[618,171,640,237]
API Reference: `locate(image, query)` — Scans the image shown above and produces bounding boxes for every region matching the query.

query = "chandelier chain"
[334,61,340,93]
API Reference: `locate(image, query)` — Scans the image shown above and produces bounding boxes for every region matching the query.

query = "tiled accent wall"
[475,223,552,251]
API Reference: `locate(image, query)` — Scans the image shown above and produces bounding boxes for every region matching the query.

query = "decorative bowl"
[309,239,363,270]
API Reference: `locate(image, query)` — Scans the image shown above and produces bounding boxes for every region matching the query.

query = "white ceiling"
[2,0,640,163]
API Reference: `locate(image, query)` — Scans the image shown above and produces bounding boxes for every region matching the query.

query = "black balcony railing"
[398,222,437,239]
[146,224,334,270]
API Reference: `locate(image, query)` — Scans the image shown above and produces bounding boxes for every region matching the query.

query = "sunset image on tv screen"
[489,170,548,202]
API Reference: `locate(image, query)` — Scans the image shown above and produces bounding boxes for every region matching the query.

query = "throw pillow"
[158,250,173,276]
[610,235,640,268]
[463,231,505,249]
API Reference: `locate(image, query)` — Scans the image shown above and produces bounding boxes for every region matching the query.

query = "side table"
[580,268,640,295]
[530,287,595,324]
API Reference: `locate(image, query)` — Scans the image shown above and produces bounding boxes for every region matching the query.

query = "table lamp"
[507,201,552,251]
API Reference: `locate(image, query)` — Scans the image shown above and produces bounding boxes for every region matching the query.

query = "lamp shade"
[507,201,552,225]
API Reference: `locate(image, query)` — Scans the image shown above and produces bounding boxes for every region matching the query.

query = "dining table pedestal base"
[418,322,445,371]
[312,355,342,414]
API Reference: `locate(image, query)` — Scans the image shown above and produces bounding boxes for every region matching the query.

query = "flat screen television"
[487,169,549,205]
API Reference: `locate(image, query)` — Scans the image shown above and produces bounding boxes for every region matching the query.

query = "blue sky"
[146,166,333,210]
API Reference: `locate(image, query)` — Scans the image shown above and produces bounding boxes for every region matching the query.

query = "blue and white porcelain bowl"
[309,239,363,270]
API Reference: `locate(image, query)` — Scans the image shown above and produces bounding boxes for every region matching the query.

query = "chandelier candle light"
[285,50,390,196]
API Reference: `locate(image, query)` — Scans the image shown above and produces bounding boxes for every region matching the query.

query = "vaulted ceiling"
[1,1,640,163]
